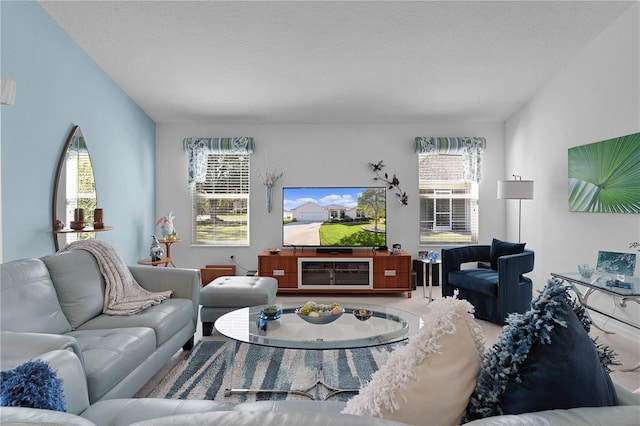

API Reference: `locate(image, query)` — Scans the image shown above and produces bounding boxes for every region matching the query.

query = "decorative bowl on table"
[268,247,280,254]
[295,301,343,324]
[578,264,595,279]
[259,305,282,320]
[353,309,373,321]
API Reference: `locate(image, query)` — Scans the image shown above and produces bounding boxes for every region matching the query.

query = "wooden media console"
[258,248,412,298]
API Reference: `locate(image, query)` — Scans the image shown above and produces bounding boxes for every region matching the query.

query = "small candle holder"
[93,208,104,229]
[71,208,85,230]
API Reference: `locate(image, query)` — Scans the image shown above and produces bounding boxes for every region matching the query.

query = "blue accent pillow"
[489,238,525,270]
[465,278,619,421]
[1,360,67,412]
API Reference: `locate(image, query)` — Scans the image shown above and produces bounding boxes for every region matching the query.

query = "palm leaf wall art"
[568,132,640,213]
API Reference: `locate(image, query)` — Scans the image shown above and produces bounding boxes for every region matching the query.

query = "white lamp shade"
[497,180,534,199]
[1,76,16,106]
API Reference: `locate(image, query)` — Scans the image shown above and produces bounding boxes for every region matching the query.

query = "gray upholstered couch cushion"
[81,398,233,425]
[77,299,193,346]
[42,250,105,329]
[129,411,410,426]
[66,327,156,402]
[0,258,72,334]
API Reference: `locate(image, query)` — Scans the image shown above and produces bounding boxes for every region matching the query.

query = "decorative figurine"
[156,211,177,241]
[427,250,440,262]
[150,236,164,261]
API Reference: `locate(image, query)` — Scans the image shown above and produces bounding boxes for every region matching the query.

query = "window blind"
[192,154,250,246]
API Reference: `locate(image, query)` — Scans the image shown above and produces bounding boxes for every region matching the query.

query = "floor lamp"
[497,175,534,243]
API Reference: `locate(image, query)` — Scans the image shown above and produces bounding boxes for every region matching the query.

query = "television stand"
[258,248,412,298]
[316,247,353,254]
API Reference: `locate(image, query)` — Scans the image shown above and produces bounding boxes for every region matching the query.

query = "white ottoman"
[199,276,278,336]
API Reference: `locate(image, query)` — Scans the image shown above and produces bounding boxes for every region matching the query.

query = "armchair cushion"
[490,238,525,271]
[465,278,618,421]
[1,359,66,412]
[448,269,498,297]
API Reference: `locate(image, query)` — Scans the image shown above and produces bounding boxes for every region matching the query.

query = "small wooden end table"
[158,238,181,267]
[137,257,173,267]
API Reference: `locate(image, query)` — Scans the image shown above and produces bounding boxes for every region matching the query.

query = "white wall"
[505,3,640,335]
[156,122,505,274]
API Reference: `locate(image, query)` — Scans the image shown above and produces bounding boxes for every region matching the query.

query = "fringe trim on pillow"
[464,277,620,421]
[343,297,485,417]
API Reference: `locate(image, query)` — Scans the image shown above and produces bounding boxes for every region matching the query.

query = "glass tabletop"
[552,272,640,297]
[214,302,424,350]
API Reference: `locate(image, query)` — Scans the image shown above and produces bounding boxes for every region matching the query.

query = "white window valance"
[415,137,486,183]
[183,137,254,186]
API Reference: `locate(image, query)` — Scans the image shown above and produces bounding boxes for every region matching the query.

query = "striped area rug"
[143,340,399,402]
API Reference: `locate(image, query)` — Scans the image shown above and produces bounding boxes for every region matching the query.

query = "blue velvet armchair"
[442,243,535,324]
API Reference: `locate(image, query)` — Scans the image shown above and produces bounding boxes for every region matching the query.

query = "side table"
[137,257,172,267]
[419,258,441,301]
[158,238,181,267]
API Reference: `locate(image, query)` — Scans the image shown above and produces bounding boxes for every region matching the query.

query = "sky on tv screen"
[283,187,380,211]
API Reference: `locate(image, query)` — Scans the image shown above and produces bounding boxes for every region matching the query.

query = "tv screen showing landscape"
[282,187,386,248]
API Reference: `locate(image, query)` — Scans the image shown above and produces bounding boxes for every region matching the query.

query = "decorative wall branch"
[369,160,408,206]
[257,160,283,213]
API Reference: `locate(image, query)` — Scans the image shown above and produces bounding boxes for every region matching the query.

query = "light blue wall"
[1,1,156,263]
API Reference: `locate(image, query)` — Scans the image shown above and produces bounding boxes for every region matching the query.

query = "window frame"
[191,153,250,246]
[418,154,479,245]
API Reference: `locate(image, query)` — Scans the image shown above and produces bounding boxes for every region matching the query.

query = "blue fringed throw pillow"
[1,360,67,412]
[465,278,619,421]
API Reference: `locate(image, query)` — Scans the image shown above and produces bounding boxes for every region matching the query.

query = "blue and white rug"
[143,340,399,402]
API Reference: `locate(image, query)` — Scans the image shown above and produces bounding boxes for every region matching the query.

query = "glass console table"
[551,272,639,371]
[551,272,639,330]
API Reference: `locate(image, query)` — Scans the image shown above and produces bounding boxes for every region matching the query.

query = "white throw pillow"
[342,297,485,426]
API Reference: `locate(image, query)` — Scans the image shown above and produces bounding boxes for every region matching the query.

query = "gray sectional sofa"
[0,250,200,403]
[1,251,639,425]
[1,348,638,426]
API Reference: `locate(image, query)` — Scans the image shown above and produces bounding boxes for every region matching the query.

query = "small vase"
[265,186,273,213]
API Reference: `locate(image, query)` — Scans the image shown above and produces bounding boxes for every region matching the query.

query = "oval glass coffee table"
[215,302,423,400]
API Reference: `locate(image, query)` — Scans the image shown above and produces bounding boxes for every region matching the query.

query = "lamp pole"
[514,175,523,243]
[497,174,533,243]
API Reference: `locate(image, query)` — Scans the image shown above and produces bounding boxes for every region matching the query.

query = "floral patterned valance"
[414,137,486,183]
[183,137,254,186]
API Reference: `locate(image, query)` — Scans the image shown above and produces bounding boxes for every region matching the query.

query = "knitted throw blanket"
[61,240,172,315]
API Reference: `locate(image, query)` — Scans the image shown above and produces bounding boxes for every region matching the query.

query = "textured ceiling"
[38,1,634,124]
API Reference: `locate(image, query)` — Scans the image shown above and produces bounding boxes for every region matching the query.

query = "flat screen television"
[282,186,386,248]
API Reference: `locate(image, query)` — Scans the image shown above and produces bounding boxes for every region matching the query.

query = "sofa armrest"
[443,245,491,271]
[442,245,491,297]
[36,350,91,415]
[0,407,95,426]
[615,383,640,406]
[0,331,83,368]
[128,266,200,327]
[498,249,534,281]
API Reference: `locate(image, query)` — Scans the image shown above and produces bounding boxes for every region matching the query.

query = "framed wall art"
[568,132,640,213]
